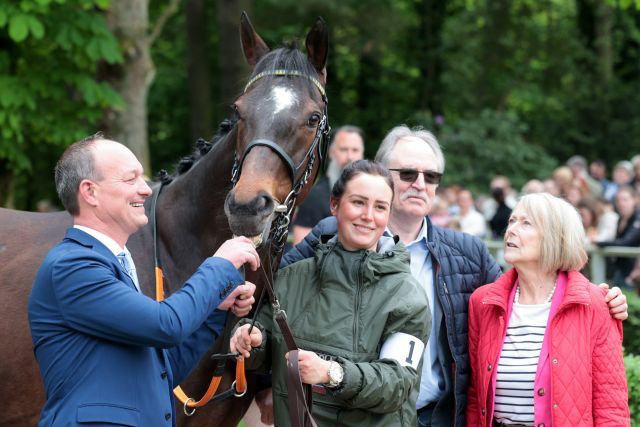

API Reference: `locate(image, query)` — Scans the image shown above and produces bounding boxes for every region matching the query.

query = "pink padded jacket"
[466,269,629,426]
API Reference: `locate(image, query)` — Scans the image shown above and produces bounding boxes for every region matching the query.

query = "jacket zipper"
[353,252,367,352]
[427,243,459,425]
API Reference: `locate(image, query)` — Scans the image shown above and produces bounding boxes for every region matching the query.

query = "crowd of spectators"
[432,154,640,289]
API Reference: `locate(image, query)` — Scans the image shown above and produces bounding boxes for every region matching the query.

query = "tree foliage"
[3,0,640,210]
[0,0,122,208]
[0,0,122,172]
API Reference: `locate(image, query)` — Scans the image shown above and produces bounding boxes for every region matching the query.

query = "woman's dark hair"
[331,159,394,200]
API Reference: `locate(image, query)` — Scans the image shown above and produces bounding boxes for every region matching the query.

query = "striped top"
[493,301,551,426]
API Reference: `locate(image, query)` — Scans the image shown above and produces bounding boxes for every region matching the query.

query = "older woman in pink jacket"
[467,193,629,426]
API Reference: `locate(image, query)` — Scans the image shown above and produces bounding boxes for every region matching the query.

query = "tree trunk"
[594,0,614,84]
[0,163,14,209]
[576,0,613,84]
[186,0,214,141]
[105,0,153,173]
[575,0,614,156]
[481,0,512,109]
[216,0,252,119]
[415,0,447,116]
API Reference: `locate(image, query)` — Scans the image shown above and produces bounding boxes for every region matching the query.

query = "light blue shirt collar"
[384,217,429,245]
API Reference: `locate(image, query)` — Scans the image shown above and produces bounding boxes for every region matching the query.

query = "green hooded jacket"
[245,236,431,426]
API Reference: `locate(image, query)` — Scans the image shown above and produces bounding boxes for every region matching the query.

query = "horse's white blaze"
[270,86,297,117]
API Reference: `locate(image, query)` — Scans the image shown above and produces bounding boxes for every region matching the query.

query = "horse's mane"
[158,41,319,185]
[252,41,317,79]
[159,118,236,184]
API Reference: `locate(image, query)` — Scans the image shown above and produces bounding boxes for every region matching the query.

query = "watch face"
[329,362,343,385]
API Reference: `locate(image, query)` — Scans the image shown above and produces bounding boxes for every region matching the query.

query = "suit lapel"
[64,228,138,292]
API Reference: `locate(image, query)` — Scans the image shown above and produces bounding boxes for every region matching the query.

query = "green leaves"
[3,11,44,42]
[28,15,44,38]
[0,0,124,178]
[428,109,557,193]
[8,14,29,42]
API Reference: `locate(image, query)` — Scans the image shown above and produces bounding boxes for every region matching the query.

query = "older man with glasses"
[280,125,628,426]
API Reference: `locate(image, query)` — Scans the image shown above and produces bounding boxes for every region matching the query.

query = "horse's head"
[224,13,329,247]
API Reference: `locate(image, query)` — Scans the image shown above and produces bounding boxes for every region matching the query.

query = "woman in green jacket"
[231,160,431,426]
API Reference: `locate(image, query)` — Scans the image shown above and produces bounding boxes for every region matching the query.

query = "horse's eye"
[232,104,242,121]
[307,113,321,128]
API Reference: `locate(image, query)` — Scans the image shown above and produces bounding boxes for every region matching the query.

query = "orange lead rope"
[154,264,247,416]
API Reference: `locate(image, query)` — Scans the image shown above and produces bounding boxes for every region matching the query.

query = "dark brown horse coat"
[0,13,328,427]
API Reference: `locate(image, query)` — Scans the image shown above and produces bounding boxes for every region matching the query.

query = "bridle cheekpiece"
[230,68,330,254]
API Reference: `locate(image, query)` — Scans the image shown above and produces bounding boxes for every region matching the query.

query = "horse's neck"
[154,129,237,285]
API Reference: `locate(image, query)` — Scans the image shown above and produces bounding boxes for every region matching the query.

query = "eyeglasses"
[389,168,443,184]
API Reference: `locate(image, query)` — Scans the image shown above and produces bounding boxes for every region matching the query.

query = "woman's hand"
[230,324,262,358]
[285,349,331,385]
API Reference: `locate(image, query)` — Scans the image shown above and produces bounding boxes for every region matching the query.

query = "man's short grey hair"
[566,155,587,170]
[331,125,364,145]
[54,132,105,216]
[517,192,588,272]
[374,125,445,173]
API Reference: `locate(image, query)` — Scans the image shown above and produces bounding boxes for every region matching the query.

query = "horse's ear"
[305,17,329,85]
[240,12,270,66]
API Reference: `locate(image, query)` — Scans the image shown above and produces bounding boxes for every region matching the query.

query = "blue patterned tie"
[117,251,141,293]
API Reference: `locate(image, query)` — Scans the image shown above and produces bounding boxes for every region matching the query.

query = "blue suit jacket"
[28,228,243,426]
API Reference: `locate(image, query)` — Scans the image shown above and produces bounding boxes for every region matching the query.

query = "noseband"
[230,69,330,253]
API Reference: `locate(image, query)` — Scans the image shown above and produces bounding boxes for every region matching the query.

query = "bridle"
[231,68,328,427]
[149,68,328,422]
[230,68,330,254]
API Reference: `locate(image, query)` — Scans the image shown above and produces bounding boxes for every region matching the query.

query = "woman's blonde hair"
[517,193,588,272]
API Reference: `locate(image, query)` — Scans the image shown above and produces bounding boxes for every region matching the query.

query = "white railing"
[483,240,640,284]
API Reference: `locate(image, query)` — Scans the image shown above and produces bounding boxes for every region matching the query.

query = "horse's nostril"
[256,194,273,212]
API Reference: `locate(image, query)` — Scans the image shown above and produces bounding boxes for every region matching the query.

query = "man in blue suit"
[29,134,260,426]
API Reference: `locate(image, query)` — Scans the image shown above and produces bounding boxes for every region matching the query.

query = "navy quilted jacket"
[282,216,502,426]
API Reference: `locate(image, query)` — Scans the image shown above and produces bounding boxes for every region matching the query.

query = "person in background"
[232,160,430,426]
[597,185,640,288]
[28,134,259,426]
[604,160,635,202]
[429,195,452,228]
[467,193,629,426]
[280,125,629,426]
[576,197,603,243]
[291,125,365,245]
[440,184,461,216]
[589,159,615,199]
[542,178,560,197]
[566,155,602,198]
[564,184,584,207]
[482,175,518,221]
[594,197,620,242]
[489,187,512,239]
[455,188,487,238]
[551,166,574,198]
[521,179,545,195]
[631,154,640,191]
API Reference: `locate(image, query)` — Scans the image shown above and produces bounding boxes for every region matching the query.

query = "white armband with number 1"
[379,332,424,370]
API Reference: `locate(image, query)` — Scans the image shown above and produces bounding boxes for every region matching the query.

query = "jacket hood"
[315,235,411,283]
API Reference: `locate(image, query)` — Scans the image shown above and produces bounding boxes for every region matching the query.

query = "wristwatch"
[327,361,344,388]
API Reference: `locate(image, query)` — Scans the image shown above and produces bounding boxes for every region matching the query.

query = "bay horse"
[0,13,328,426]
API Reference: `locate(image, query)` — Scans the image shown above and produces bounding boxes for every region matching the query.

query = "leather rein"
[150,184,248,417]
[149,69,328,423]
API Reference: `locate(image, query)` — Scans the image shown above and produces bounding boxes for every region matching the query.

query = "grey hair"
[54,132,105,216]
[331,125,364,145]
[517,192,588,273]
[374,125,445,173]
